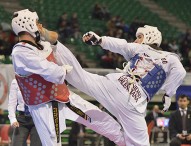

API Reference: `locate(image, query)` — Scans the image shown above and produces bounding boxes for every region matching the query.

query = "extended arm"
[8,79,19,125]
[12,47,68,84]
[82,31,145,60]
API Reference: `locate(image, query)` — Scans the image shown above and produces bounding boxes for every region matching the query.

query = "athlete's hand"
[12,121,19,128]
[177,134,186,140]
[162,94,171,113]
[186,134,191,141]
[82,31,102,45]
[63,65,73,73]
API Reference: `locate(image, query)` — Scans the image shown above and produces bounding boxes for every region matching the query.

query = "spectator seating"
[61,120,101,145]
[1,0,189,66]
[0,6,11,23]
[17,0,182,62]
[19,0,180,40]
[153,0,191,27]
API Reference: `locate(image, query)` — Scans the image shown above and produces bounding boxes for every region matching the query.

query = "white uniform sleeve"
[12,46,67,84]
[161,55,186,97]
[100,36,145,60]
[8,79,18,125]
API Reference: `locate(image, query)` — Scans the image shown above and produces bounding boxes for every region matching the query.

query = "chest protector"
[129,54,166,99]
[15,44,69,105]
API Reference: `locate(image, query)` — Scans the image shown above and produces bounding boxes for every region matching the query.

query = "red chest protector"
[15,51,70,105]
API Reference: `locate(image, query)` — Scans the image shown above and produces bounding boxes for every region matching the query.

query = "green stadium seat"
[153,0,191,26]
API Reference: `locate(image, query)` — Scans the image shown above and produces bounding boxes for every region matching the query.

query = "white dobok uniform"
[11,41,125,146]
[8,79,26,125]
[54,37,186,146]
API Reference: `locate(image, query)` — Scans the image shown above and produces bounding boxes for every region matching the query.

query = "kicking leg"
[55,42,119,115]
[63,92,126,146]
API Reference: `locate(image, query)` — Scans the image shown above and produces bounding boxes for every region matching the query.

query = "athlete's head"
[134,25,162,47]
[11,9,40,42]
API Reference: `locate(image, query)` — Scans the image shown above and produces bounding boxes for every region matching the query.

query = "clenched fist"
[82,31,102,45]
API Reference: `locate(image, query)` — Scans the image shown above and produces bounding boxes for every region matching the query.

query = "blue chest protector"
[129,54,166,99]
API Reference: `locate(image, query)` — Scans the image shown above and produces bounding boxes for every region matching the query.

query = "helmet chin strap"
[35,31,44,50]
[35,31,41,43]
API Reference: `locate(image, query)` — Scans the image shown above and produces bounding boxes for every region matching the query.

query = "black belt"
[51,101,91,143]
[52,101,60,143]
[65,102,91,123]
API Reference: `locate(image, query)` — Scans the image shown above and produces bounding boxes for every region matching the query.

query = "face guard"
[136,25,162,47]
